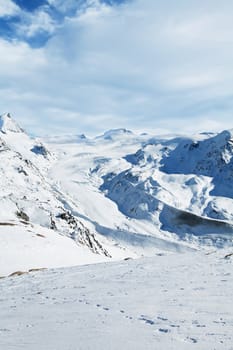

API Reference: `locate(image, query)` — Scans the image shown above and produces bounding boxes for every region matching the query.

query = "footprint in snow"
[186,337,198,343]
[157,316,168,321]
[96,304,109,311]
[158,328,170,333]
[139,316,155,325]
[125,315,133,320]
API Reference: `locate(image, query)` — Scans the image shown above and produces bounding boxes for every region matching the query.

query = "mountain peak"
[97,128,133,140]
[0,113,24,134]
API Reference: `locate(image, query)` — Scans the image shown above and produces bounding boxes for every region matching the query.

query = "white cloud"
[46,0,104,19]
[1,0,233,135]
[47,0,79,13]
[18,9,56,38]
[0,0,20,17]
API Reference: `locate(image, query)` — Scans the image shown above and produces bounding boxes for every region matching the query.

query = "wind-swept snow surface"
[1,250,233,350]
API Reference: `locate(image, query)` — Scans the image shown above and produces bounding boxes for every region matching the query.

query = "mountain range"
[1,113,233,275]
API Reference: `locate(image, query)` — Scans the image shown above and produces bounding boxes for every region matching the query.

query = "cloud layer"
[1,0,233,135]
[0,0,20,17]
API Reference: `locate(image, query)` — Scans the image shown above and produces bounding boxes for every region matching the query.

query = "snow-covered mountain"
[100,130,233,240]
[0,113,110,276]
[46,125,233,248]
[1,113,233,275]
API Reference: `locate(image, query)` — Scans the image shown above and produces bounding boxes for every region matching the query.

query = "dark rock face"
[31,145,49,157]
[57,211,111,257]
[16,210,29,222]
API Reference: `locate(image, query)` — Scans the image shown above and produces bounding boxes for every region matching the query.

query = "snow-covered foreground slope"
[0,223,109,276]
[1,250,233,350]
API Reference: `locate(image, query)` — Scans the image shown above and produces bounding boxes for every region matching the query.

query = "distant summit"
[0,113,24,134]
[97,128,133,140]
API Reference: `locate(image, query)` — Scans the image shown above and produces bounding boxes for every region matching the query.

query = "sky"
[0,0,233,136]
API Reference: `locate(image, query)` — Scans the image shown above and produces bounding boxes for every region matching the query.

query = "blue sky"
[0,0,233,135]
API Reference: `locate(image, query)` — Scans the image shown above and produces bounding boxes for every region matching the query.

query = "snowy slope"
[0,223,108,276]
[0,113,112,276]
[1,249,233,350]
